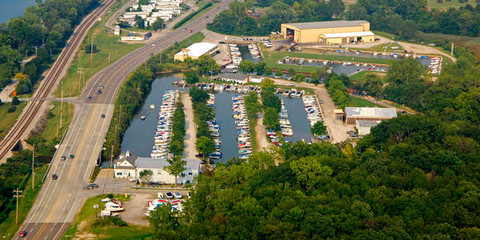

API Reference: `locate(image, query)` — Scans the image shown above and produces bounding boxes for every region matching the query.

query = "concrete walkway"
[182,93,197,159]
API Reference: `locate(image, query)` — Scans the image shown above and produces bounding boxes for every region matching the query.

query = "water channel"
[118,73,313,165]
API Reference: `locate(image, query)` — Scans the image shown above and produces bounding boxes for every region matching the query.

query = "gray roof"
[284,20,368,30]
[345,107,397,118]
[356,120,382,128]
[215,73,247,81]
[135,157,201,170]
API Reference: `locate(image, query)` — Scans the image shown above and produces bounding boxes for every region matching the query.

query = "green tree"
[189,86,209,103]
[311,121,326,136]
[275,69,283,77]
[196,136,215,163]
[148,203,180,239]
[164,156,186,187]
[293,73,306,82]
[139,169,153,184]
[152,17,165,30]
[239,60,255,73]
[194,55,219,75]
[12,96,21,105]
[328,0,345,17]
[263,107,280,131]
[290,156,333,190]
[185,70,199,84]
[287,68,296,77]
[135,15,145,28]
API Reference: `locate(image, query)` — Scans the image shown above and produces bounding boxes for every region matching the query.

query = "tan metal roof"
[345,107,397,118]
[283,20,368,30]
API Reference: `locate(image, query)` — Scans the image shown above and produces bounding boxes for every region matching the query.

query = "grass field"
[349,71,387,83]
[426,0,475,9]
[54,0,144,98]
[348,96,384,108]
[0,165,49,238]
[38,101,74,144]
[372,31,396,40]
[62,194,152,239]
[0,102,27,140]
[417,32,480,59]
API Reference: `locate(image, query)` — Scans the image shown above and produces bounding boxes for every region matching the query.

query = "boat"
[140,115,146,120]
[150,104,155,109]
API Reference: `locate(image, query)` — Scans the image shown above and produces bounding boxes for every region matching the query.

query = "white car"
[157,192,164,199]
[101,198,111,202]
[174,192,182,199]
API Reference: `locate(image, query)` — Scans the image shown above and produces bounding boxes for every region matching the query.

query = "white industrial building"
[114,151,201,185]
[356,120,382,136]
[174,42,219,61]
[345,107,397,125]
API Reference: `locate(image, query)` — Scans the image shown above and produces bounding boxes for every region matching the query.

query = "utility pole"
[35,46,37,57]
[77,67,84,93]
[108,50,111,63]
[32,144,35,191]
[451,42,454,56]
[90,39,94,67]
[13,188,23,225]
[60,83,64,130]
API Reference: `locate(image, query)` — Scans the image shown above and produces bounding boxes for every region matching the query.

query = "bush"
[8,106,17,113]
[12,96,21,105]
[92,216,128,227]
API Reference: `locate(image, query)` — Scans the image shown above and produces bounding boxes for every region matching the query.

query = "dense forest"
[208,0,480,40]
[148,51,480,239]
[0,0,100,92]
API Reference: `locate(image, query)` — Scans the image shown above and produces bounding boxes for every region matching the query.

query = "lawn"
[348,96,384,108]
[262,50,392,73]
[372,31,396,40]
[62,194,152,239]
[426,0,475,9]
[0,165,49,239]
[0,102,27,140]
[363,42,404,52]
[349,71,387,83]
[54,0,144,98]
[39,101,74,144]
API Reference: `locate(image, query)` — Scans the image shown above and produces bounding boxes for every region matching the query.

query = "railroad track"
[0,0,116,161]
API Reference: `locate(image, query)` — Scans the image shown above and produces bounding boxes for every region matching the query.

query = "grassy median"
[0,102,27,140]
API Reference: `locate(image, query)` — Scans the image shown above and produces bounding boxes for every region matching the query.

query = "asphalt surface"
[14,1,234,239]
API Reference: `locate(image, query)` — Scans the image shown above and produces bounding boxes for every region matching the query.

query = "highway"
[13,0,234,239]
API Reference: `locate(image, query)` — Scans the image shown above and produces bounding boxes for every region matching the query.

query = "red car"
[19,231,27,238]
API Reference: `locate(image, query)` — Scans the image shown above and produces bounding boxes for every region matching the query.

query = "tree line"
[189,87,216,163]
[0,0,100,92]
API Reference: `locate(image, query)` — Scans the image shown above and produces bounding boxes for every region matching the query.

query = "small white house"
[114,151,137,179]
[114,25,121,36]
[134,157,201,185]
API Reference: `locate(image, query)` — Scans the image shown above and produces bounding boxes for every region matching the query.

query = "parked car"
[60,155,67,161]
[166,192,174,199]
[52,174,58,180]
[318,135,330,140]
[101,114,105,118]
[19,231,27,238]
[83,183,99,190]
[187,192,191,199]
[174,192,182,199]
[157,192,164,199]
[319,100,324,104]
[97,89,102,94]
[69,154,74,159]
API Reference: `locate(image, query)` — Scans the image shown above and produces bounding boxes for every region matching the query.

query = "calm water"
[239,45,262,63]
[279,95,314,143]
[0,0,37,23]
[118,74,313,165]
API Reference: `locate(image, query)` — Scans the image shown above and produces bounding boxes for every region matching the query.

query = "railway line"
[0,0,116,163]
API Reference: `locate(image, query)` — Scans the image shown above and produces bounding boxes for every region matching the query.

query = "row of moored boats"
[232,95,253,160]
[151,90,179,159]
[248,43,261,59]
[279,100,293,137]
[207,94,223,160]
[229,44,242,66]
[302,95,323,127]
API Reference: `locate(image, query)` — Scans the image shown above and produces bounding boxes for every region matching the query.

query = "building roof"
[215,73,247,81]
[175,42,217,58]
[135,157,201,170]
[323,31,374,39]
[283,20,368,30]
[115,151,138,169]
[345,107,397,118]
[356,120,382,128]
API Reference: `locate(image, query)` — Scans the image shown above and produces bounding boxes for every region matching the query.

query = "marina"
[119,74,319,165]
[232,95,253,160]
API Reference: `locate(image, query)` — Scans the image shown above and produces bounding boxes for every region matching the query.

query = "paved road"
[14,1,234,239]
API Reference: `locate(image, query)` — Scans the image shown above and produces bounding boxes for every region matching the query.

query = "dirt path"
[182,93,197,159]
[121,193,153,226]
[255,116,270,151]
[396,40,456,63]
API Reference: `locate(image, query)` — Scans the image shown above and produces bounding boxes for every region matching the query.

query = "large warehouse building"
[345,107,397,125]
[174,42,218,61]
[281,20,374,45]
